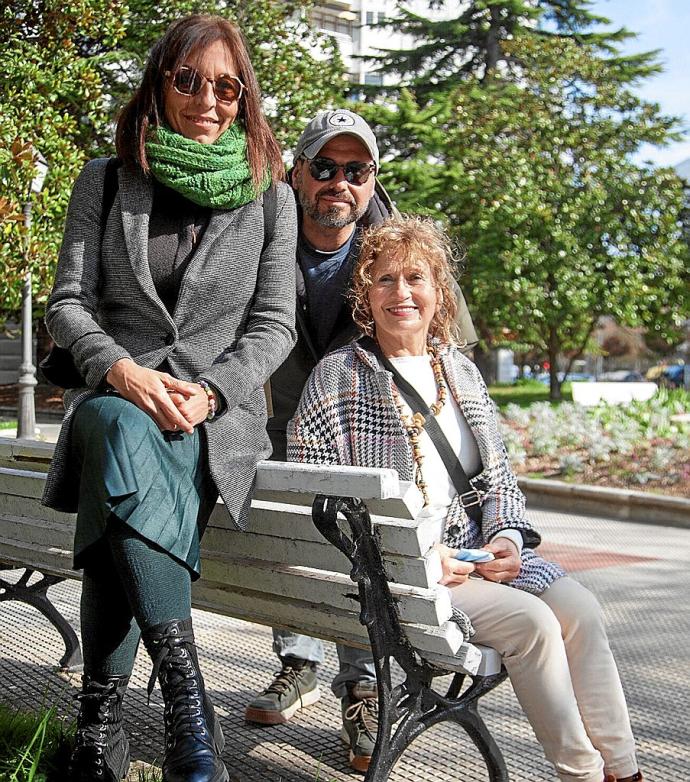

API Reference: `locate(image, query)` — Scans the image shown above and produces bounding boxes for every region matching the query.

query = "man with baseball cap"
[245,109,477,773]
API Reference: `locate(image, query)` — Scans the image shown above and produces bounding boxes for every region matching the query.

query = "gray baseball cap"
[294,109,379,170]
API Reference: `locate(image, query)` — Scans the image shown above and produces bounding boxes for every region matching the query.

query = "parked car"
[660,364,685,389]
[535,371,594,384]
[597,370,644,382]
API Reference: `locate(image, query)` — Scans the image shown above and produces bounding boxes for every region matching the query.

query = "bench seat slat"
[191,581,483,672]
[252,488,422,520]
[200,555,452,626]
[254,461,402,499]
[0,540,76,579]
[201,527,442,588]
[0,493,75,525]
[0,514,74,549]
[218,501,432,557]
[0,468,48,500]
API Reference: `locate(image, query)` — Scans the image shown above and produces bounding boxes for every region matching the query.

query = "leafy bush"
[498,388,690,488]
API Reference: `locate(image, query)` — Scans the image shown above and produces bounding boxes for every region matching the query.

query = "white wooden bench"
[0,436,508,781]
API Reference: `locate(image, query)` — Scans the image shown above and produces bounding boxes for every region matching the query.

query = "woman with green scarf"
[42,15,297,782]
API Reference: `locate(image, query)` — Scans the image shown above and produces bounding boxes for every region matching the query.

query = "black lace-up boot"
[142,617,228,782]
[69,674,130,781]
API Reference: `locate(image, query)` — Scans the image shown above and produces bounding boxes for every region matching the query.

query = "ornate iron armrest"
[312,495,509,782]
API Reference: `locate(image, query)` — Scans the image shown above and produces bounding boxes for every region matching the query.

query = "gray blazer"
[42,158,297,529]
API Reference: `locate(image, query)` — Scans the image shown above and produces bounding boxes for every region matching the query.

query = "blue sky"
[590,0,690,168]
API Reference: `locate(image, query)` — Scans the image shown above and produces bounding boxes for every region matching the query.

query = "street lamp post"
[17,151,48,440]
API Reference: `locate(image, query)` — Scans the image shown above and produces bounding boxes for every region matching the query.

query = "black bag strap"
[100,157,121,245]
[362,337,483,522]
[262,184,277,248]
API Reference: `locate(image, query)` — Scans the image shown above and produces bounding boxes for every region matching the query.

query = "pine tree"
[366,0,659,95]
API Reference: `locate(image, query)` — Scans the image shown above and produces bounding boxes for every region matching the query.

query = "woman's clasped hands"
[106,358,210,433]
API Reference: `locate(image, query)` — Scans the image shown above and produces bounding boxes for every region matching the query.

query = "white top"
[389,355,481,508]
[390,354,523,553]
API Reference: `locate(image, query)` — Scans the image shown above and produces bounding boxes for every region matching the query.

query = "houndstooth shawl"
[288,340,565,598]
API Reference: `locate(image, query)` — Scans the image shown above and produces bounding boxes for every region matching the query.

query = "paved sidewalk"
[2,507,689,781]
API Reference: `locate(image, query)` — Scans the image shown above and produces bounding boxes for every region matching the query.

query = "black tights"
[80,522,192,678]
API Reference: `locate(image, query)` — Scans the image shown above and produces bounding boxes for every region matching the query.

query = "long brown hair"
[115,15,284,190]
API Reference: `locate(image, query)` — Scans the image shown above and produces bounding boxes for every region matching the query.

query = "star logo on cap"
[328,112,356,127]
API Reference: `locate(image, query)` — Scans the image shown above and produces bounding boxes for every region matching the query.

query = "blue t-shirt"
[298,229,358,355]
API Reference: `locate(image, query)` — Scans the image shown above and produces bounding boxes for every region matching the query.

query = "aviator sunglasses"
[165,65,245,103]
[305,157,376,186]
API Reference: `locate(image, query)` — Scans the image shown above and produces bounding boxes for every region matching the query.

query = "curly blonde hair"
[350,216,462,345]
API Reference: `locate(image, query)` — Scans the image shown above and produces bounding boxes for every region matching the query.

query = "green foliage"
[490,380,573,408]
[0,0,346,325]
[101,0,346,151]
[500,388,690,489]
[0,0,126,321]
[360,33,689,399]
[0,702,72,781]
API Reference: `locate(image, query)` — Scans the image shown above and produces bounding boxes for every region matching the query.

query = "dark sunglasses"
[305,157,376,186]
[165,66,245,103]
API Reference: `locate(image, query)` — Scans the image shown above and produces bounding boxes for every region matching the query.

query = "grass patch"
[0,420,16,430]
[0,702,72,782]
[489,379,573,408]
[0,703,165,781]
[0,700,335,781]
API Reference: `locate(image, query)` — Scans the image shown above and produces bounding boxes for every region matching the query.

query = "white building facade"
[307,1,451,86]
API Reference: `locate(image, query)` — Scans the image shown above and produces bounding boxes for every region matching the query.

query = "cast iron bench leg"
[312,495,510,782]
[0,567,83,671]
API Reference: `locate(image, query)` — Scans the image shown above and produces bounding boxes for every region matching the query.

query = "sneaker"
[340,681,378,773]
[245,656,320,725]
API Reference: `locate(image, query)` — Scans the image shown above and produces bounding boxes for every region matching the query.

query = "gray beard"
[298,189,367,229]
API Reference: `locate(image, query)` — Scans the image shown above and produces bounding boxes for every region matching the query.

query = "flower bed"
[498,388,690,498]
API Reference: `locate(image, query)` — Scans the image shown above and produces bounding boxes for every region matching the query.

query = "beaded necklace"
[390,345,447,506]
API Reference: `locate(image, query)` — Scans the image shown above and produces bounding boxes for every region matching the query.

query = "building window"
[311,7,354,36]
[365,10,387,26]
[364,72,383,86]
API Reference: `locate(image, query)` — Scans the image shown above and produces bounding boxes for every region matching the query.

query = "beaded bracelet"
[198,380,217,422]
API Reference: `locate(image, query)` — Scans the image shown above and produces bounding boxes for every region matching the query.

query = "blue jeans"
[272,629,376,699]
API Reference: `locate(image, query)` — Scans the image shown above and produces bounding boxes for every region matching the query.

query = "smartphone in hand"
[454,548,495,563]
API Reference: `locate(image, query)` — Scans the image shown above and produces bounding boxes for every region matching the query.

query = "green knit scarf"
[146,124,268,209]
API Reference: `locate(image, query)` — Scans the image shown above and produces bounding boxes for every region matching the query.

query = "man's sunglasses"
[305,157,376,186]
[165,66,245,103]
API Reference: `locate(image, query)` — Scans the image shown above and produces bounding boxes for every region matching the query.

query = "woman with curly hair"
[288,216,641,782]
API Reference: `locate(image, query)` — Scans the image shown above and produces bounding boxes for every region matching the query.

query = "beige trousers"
[450,576,638,782]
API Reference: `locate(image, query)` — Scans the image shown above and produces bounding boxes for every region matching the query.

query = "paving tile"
[2,507,689,780]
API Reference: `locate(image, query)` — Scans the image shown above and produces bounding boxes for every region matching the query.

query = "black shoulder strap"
[262,184,278,248]
[362,337,483,521]
[100,157,121,246]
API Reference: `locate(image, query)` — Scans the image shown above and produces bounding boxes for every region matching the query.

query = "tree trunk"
[484,7,502,75]
[548,325,562,401]
[473,343,496,385]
